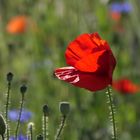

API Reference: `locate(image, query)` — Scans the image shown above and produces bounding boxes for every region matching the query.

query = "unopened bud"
[28,122,34,131]
[59,102,70,116]
[43,104,49,116]
[7,72,13,82]
[20,85,27,95]
[0,114,6,136]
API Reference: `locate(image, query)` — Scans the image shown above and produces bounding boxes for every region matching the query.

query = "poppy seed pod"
[43,104,49,116]
[0,114,6,136]
[59,102,70,116]
[28,122,34,131]
[7,72,14,82]
[20,85,27,95]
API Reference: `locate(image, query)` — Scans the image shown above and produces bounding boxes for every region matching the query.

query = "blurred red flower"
[113,78,140,94]
[54,33,116,91]
[6,16,27,34]
[110,11,121,22]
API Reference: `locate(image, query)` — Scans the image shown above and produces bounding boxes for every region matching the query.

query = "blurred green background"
[0,0,140,139]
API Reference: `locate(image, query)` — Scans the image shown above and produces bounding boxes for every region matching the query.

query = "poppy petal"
[71,49,116,76]
[113,79,140,94]
[55,32,116,92]
[54,66,111,91]
[75,49,106,72]
[6,16,27,34]
[65,33,111,68]
[65,33,99,66]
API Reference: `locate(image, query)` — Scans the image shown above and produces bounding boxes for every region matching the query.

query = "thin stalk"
[5,82,11,121]
[27,126,33,140]
[29,125,33,140]
[27,123,34,140]
[43,116,48,140]
[15,94,25,139]
[106,86,117,140]
[1,134,4,140]
[5,81,11,140]
[30,126,33,140]
[55,115,66,140]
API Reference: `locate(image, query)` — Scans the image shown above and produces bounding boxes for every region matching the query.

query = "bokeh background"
[0,0,140,139]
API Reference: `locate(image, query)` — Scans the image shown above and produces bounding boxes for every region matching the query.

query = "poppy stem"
[106,86,117,140]
[5,81,11,140]
[42,115,49,140]
[55,115,66,140]
[5,72,13,140]
[27,122,34,140]
[15,94,25,139]
[1,134,4,140]
[30,127,33,140]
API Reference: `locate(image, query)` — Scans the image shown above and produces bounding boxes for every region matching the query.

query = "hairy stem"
[29,125,33,140]
[43,116,48,140]
[15,95,24,139]
[55,115,66,140]
[2,134,4,140]
[106,86,117,140]
[5,82,11,140]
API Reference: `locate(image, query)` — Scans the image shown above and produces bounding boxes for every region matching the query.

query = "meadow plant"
[0,0,140,139]
[5,72,13,140]
[55,32,117,140]
[0,72,70,140]
[0,114,6,140]
[55,102,70,140]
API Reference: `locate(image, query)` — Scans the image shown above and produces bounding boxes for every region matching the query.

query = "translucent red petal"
[54,67,111,91]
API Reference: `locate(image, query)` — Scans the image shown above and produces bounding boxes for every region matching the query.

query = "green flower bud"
[7,72,13,82]
[43,104,49,116]
[59,102,70,116]
[28,122,34,131]
[0,114,6,136]
[20,85,27,95]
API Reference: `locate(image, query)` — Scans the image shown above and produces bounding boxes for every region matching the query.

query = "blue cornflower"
[8,109,32,123]
[110,2,122,13]
[9,134,28,140]
[110,2,132,13]
[121,2,132,13]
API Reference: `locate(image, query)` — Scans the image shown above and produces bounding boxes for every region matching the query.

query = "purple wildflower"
[110,2,132,13]
[122,2,132,13]
[9,134,28,140]
[110,2,122,13]
[8,109,32,123]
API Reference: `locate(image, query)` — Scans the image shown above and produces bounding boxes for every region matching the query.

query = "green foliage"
[0,0,140,139]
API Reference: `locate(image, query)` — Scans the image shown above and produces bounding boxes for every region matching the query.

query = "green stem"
[2,134,4,140]
[27,123,33,140]
[43,116,48,140]
[30,125,33,140]
[106,86,117,140]
[15,95,24,139]
[5,82,11,140]
[55,115,66,140]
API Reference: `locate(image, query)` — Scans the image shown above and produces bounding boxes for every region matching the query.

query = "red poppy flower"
[54,33,116,91]
[110,11,121,22]
[6,16,27,34]
[113,78,140,94]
